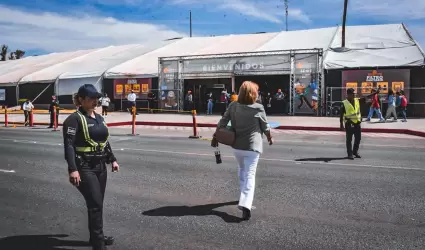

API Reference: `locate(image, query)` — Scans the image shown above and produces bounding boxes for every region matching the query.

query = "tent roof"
[104,36,228,78]
[1,23,424,84]
[256,27,337,52]
[324,23,425,69]
[21,41,173,83]
[0,49,96,85]
[104,32,281,78]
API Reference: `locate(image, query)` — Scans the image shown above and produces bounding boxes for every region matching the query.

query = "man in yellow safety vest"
[340,88,362,160]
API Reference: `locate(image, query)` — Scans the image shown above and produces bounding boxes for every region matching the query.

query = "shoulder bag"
[214,107,236,146]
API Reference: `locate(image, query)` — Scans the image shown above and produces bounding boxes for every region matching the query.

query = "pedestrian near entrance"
[212,81,273,221]
[340,88,362,160]
[49,96,59,128]
[63,84,120,250]
[99,93,110,117]
[22,99,34,126]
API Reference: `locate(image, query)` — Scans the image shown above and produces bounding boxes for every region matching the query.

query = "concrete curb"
[1,121,424,138]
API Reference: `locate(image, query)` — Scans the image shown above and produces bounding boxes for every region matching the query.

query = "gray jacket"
[217,101,271,154]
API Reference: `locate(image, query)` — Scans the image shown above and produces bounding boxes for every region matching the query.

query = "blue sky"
[0,0,424,56]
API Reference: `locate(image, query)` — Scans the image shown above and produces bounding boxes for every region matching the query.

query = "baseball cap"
[346,88,355,94]
[77,84,102,99]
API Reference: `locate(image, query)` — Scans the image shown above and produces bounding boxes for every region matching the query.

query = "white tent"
[104,33,282,78]
[0,49,97,87]
[324,24,425,69]
[21,41,173,95]
[256,27,337,52]
[103,36,229,78]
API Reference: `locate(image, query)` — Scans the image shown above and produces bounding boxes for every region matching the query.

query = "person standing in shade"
[62,84,120,250]
[22,99,34,126]
[48,96,59,128]
[340,88,362,160]
[99,93,110,117]
[127,90,137,115]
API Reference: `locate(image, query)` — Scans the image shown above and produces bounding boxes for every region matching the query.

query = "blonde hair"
[237,81,259,105]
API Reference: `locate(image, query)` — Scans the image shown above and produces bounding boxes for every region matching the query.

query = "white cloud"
[351,0,425,20]
[169,0,311,24]
[0,5,185,53]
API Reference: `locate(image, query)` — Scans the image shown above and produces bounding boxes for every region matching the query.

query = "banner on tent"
[341,69,410,101]
[113,78,152,99]
[292,53,319,115]
[181,55,291,74]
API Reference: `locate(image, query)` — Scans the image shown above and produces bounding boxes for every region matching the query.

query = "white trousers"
[233,149,260,211]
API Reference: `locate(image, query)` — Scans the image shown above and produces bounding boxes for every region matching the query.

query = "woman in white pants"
[212,81,273,220]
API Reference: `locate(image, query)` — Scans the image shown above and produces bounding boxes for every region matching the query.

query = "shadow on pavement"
[142,201,243,223]
[295,157,348,163]
[0,234,90,250]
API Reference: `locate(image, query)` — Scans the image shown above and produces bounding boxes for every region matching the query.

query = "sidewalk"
[0,111,424,137]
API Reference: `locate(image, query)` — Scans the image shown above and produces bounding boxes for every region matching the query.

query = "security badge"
[67,127,76,135]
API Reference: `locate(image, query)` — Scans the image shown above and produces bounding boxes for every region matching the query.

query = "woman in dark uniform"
[63,84,120,250]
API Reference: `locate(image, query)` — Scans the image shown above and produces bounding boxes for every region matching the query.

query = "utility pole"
[284,0,289,31]
[189,10,192,37]
[342,0,348,47]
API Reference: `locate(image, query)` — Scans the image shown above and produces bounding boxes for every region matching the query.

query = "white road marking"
[0,169,15,173]
[0,137,424,171]
[116,147,425,172]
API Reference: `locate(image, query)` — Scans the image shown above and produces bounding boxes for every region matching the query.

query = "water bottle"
[214,147,222,164]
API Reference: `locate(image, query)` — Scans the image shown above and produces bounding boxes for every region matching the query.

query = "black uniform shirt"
[49,100,59,112]
[63,107,116,173]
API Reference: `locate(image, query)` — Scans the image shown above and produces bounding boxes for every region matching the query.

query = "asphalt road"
[0,127,424,250]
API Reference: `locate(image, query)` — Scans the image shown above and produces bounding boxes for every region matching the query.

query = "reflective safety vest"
[75,111,109,153]
[342,98,361,123]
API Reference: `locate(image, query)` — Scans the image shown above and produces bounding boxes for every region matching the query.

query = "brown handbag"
[214,112,236,146]
[214,126,235,146]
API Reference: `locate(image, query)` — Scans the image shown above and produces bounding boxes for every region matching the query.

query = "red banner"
[113,78,152,99]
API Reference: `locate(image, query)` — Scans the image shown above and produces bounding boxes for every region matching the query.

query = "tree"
[1,44,7,61]
[8,52,15,60]
[15,50,25,59]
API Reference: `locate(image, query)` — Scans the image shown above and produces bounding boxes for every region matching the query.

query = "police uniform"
[340,89,362,160]
[63,84,117,250]
[49,96,59,128]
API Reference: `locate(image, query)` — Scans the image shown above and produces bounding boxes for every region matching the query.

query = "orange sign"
[377,82,388,94]
[392,82,404,92]
[115,84,123,94]
[361,82,373,94]
[141,84,149,93]
[125,84,132,93]
[346,82,358,92]
[132,84,140,92]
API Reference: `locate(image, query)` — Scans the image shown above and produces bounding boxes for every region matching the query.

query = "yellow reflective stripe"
[342,99,361,122]
[75,111,109,152]
[76,111,98,147]
[76,147,95,152]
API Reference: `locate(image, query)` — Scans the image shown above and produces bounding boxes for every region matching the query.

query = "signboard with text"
[182,55,291,74]
[113,78,152,99]
[341,69,410,101]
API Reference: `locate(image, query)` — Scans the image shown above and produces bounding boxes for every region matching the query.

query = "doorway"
[184,78,231,114]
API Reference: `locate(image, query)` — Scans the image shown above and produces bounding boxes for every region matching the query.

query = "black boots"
[242,207,251,221]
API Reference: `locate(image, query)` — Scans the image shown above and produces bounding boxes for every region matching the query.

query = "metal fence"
[325,87,425,117]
